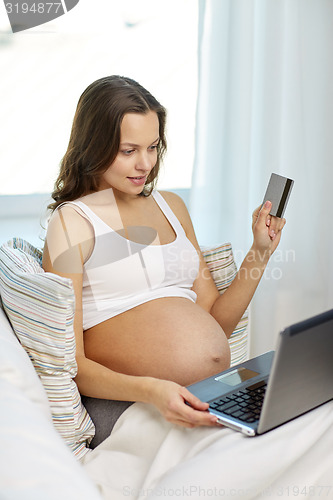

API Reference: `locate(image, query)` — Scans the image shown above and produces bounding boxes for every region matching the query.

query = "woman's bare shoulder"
[44,204,94,270]
[157,190,193,230]
[157,190,189,214]
[47,203,93,235]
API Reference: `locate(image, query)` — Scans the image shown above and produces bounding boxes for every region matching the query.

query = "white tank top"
[62,190,200,330]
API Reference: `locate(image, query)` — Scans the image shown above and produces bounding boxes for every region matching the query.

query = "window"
[0,0,198,196]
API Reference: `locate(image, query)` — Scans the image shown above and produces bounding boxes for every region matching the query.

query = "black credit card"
[262,173,294,218]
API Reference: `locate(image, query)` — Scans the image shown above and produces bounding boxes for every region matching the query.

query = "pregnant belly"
[83,297,231,386]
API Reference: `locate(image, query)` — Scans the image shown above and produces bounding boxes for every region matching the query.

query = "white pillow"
[0,377,102,500]
[0,238,95,460]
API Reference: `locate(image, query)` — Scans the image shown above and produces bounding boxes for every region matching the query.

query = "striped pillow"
[202,243,249,366]
[0,238,94,460]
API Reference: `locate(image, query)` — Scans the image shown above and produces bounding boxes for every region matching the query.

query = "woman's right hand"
[147,378,219,428]
[251,201,286,258]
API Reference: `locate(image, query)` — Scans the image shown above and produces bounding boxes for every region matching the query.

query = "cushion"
[202,243,249,366]
[0,238,95,460]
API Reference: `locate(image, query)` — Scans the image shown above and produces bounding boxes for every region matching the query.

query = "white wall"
[0,194,51,249]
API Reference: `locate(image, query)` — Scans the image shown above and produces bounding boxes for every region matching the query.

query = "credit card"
[262,173,294,218]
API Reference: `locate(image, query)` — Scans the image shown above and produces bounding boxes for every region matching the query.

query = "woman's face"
[99,111,160,197]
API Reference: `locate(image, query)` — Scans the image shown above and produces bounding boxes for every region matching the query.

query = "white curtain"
[190,0,333,356]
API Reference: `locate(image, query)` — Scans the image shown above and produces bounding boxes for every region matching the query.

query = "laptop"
[187,308,333,436]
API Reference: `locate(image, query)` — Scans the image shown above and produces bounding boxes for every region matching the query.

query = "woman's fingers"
[155,382,218,428]
[178,387,217,427]
[268,215,286,241]
[252,201,271,230]
[179,386,208,410]
[253,201,286,243]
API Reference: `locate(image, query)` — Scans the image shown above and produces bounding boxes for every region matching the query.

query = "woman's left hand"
[252,201,286,258]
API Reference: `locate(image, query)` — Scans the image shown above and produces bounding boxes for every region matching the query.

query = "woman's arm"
[209,201,285,337]
[161,192,286,338]
[42,205,218,428]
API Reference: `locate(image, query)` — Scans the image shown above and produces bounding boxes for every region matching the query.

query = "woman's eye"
[122,149,134,155]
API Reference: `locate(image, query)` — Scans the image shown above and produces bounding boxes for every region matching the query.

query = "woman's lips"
[127,176,146,186]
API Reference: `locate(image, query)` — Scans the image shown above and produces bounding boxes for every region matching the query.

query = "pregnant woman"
[42,75,285,445]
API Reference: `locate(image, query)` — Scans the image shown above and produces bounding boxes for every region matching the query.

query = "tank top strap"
[55,200,107,236]
[151,190,186,237]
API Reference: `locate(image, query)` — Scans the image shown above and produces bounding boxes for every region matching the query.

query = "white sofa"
[0,305,102,499]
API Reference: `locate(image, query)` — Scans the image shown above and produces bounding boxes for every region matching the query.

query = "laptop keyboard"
[209,380,267,424]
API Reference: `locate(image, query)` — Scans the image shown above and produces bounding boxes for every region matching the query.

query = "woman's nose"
[136,152,153,172]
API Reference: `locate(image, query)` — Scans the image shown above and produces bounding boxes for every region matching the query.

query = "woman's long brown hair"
[48,76,167,211]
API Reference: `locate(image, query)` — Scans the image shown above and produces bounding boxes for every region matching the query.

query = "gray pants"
[81,397,133,449]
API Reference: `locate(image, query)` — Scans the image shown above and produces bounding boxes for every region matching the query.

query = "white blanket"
[82,401,333,499]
